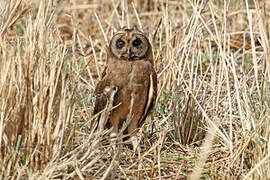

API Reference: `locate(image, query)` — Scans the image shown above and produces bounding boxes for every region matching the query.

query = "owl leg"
[116,94,138,151]
[109,116,120,149]
[128,116,143,152]
[102,85,119,148]
[127,96,142,152]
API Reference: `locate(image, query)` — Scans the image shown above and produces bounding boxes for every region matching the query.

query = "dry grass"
[0,0,270,179]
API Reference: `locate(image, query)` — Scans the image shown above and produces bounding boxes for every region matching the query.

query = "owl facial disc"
[109,28,150,61]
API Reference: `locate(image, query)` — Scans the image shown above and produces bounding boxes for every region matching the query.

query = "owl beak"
[127,45,131,56]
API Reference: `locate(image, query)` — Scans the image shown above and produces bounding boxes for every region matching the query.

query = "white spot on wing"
[146,73,154,113]
[139,73,154,125]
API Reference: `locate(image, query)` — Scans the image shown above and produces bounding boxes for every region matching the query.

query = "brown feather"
[92,27,157,147]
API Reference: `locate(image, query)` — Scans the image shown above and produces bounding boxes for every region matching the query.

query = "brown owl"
[93,27,157,150]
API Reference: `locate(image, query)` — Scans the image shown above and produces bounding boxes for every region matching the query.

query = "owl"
[93,26,157,150]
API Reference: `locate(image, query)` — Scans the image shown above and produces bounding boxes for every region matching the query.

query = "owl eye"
[133,38,142,47]
[116,39,125,49]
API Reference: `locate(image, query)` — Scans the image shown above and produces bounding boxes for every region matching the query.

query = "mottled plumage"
[93,27,157,149]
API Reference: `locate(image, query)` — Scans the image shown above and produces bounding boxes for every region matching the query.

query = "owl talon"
[110,132,117,139]
[131,135,141,153]
[110,132,117,149]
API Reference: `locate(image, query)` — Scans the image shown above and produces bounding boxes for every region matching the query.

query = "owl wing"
[92,64,109,115]
[100,65,108,79]
[92,82,107,118]
[138,67,157,126]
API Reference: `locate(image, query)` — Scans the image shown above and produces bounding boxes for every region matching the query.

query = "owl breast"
[107,59,150,98]
[105,59,152,124]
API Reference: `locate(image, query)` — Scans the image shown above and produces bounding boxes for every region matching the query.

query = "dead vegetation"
[0,0,269,179]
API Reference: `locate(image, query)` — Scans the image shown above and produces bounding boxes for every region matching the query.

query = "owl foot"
[131,135,141,153]
[110,132,117,150]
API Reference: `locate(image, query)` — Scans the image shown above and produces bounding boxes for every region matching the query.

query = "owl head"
[109,26,152,62]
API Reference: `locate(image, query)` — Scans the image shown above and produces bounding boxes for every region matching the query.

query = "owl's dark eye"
[116,39,125,49]
[133,38,142,47]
